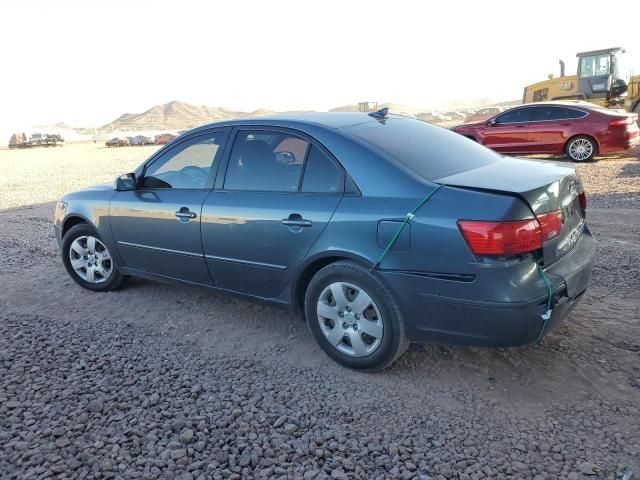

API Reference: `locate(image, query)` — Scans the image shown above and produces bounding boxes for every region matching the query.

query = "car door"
[201,128,344,298]
[109,130,228,285]
[527,106,573,153]
[482,106,535,153]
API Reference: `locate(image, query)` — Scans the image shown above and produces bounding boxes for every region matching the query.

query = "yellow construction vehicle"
[523,47,640,118]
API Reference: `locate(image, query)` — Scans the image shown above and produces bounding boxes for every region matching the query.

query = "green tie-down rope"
[370,182,555,343]
[370,184,445,273]
[535,263,554,342]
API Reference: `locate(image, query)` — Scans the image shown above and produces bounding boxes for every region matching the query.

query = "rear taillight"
[458,210,564,256]
[536,211,563,241]
[457,219,542,255]
[609,117,633,126]
[579,191,587,209]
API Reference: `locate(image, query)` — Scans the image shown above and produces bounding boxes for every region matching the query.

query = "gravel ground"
[1,143,639,479]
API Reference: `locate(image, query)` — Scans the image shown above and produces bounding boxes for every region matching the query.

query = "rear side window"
[532,106,570,121]
[344,117,500,181]
[566,108,589,120]
[301,146,341,193]
[224,131,309,192]
[495,107,534,124]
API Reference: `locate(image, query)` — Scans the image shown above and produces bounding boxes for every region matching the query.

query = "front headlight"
[54,201,68,226]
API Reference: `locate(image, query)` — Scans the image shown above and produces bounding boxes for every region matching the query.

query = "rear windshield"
[343,117,501,180]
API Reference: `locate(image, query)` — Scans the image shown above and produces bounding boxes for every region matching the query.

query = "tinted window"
[143,133,224,189]
[495,107,534,124]
[566,108,589,120]
[345,117,500,181]
[224,131,309,191]
[301,146,341,193]
[532,106,570,121]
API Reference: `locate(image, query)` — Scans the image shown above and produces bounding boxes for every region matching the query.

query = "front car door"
[201,127,344,298]
[482,106,535,153]
[109,129,228,285]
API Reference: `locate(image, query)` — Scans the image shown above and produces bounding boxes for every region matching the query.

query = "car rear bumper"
[380,227,596,347]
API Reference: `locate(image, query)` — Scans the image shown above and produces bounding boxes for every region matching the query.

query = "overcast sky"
[1,0,639,129]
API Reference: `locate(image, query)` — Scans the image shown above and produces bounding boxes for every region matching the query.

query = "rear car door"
[527,106,574,153]
[483,107,535,153]
[201,128,344,298]
[109,130,228,285]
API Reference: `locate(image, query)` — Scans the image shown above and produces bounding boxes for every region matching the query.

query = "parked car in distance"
[105,137,129,147]
[8,132,27,149]
[464,106,505,123]
[54,112,596,370]
[452,101,639,161]
[155,133,177,145]
[130,135,154,146]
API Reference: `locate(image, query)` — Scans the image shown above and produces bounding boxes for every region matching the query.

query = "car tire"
[61,223,125,292]
[565,135,597,162]
[304,261,409,371]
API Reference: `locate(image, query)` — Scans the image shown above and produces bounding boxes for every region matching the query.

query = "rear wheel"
[565,135,597,162]
[61,224,125,291]
[304,261,409,370]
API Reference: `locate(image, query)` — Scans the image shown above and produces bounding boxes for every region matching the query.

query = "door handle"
[175,207,197,220]
[282,213,312,228]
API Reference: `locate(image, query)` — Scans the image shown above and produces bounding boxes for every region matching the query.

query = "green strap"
[535,263,553,342]
[370,184,445,272]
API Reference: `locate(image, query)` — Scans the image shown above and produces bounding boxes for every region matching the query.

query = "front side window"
[224,131,310,192]
[142,132,225,189]
[495,107,534,124]
[580,54,610,78]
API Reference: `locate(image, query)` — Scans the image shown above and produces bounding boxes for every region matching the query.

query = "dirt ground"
[1,142,639,479]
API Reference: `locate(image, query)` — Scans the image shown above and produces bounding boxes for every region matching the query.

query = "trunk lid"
[437,156,585,264]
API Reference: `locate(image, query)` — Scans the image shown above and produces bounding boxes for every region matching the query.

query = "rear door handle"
[282,213,312,228]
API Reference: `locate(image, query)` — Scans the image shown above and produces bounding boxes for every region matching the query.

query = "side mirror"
[114,173,136,191]
[488,118,497,126]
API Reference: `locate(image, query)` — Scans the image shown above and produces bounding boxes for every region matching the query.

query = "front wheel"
[304,261,409,370]
[61,223,125,291]
[565,135,597,162]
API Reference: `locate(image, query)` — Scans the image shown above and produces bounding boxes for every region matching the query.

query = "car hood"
[83,183,112,191]
[61,183,112,202]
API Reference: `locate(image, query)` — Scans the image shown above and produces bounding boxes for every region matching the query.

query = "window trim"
[217,126,346,195]
[494,106,589,125]
[135,128,229,191]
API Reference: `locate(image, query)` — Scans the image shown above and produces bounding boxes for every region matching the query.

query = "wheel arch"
[61,214,93,238]
[290,251,375,315]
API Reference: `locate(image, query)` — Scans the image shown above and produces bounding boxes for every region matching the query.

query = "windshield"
[579,54,610,78]
[343,117,501,181]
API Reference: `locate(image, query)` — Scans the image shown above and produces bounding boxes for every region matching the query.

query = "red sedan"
[451,101,639,161]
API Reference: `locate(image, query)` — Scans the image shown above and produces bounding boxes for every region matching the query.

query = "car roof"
[510,100,596,109]
[188,112,379,133]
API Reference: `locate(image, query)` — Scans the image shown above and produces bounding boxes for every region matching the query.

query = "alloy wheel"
[568,138,593,161]
[68,235,113,284]
[316,282,384,357]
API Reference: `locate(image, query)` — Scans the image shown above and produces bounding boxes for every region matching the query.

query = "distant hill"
[102,98,521,132]
[102,101,279,131]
